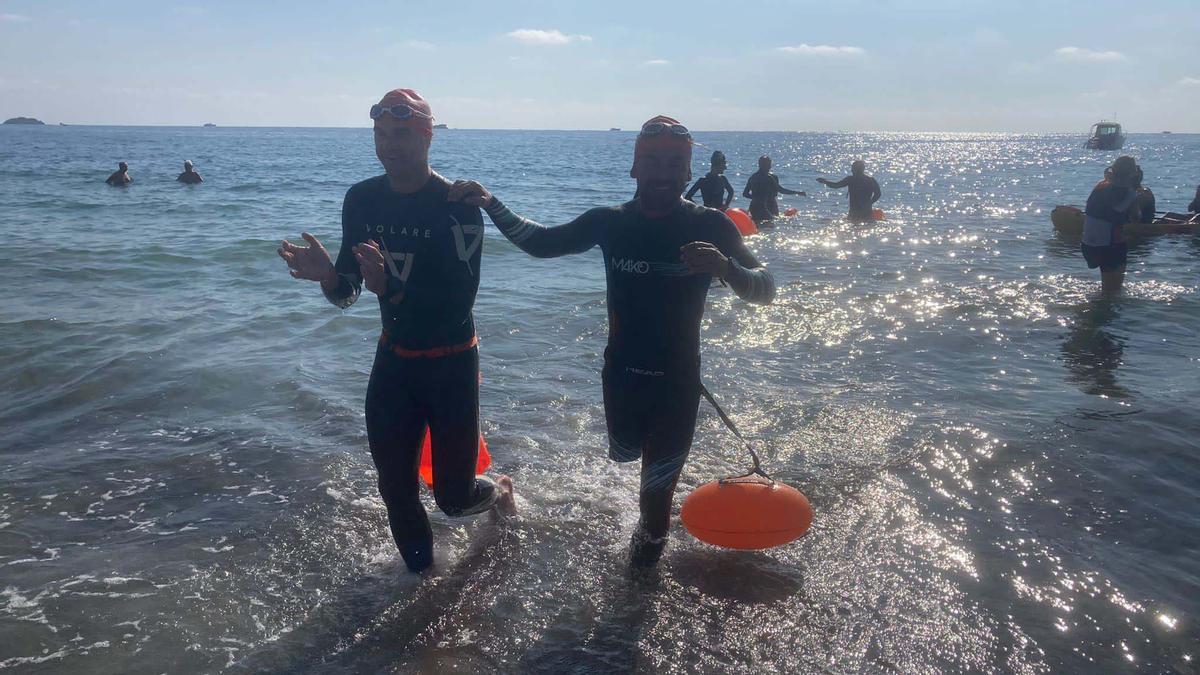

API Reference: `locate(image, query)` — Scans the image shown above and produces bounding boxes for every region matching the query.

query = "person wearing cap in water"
[448,115,776,568]
[742,155,805,225]
[278,88,515,573]
[685,150,735,209]
[1082,155,1140,295]
[177,160,203,185]
[105,161,132,186]
[817,160,882,223]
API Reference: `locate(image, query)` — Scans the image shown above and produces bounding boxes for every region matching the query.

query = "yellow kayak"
[1051,205,1200,237]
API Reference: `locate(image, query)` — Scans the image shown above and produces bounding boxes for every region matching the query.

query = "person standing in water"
[817,160,882,222]
[1131,167,1155,223]
[448,115,776,568]
[176,160,203,184]
[277,88,514,574]
[685,150,735,209]
[1082,155,1140,296]
[742,155,805,224]
[105,161,131,186]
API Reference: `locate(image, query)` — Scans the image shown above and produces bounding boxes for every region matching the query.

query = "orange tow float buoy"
[418,432,491,487]
[682,475,812,550]
[724,207,758,236]
[872,208,886,221]
[681,386,813,550]
[783,207,798,217]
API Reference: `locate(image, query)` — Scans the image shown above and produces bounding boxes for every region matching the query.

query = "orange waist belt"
[379,331,478,359]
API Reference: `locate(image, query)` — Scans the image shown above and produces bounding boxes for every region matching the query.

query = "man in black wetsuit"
[743,155,805,224]
[448,115,776,567]
[817,160,882,222]
[685,150,735,209]
[278,88,514,573]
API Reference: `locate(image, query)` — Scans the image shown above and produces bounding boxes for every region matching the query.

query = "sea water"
[1,126,1198,672]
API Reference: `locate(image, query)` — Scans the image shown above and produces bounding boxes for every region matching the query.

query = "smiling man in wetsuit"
[685,150,735,209]
[448,115,776,568]
[278,88,514,573]
[817,159,881,222]
[743,155,805,224]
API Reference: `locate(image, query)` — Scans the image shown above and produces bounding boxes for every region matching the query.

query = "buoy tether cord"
[699,384,772,483]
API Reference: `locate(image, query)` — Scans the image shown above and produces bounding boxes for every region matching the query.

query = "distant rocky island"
[203,123,216,128]
[3,117,45,125]
[433,123,448,129]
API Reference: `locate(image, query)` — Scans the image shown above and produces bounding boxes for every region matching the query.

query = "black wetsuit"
[1188,196,1199,214]
[743,171,802,222]
[482,197,775,556]
[1136,188,1155,223]
[325,173,495,572]
[686,173,734,209]
[823,174,882,221]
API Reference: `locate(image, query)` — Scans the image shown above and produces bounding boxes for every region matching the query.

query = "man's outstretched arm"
[448,180,603,258]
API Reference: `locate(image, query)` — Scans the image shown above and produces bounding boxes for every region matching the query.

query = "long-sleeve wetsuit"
[822,174,882,221]
[743,171,804,222]
[686,173,735,209]
[326,173,496,572]
[482,196,774,558]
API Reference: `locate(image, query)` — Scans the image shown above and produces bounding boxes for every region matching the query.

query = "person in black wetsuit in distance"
[278,88,514,574]
[685,150,735,209]
[448,115,776,568]
[817,160,882,222]
[1131,167,1155,223]
[742,155,805,225]
[105,161,131,186]
[176,160,203,184]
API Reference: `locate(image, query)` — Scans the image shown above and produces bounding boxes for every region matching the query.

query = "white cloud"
[1178,77,1200,87]
[505,29,592,46]
[643,59,670,66]
[402,40,434,51]
[1054,47,1126,63]
[776,44,865,57]
[0,13,32,21]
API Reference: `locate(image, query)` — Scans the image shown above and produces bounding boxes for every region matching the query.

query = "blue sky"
[2,0,1198,131]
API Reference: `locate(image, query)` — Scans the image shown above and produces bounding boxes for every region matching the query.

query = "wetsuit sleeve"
[870,177,882,203]
[483,198,603,258]
[685,179,702,202]
[323,190,365,309]
[742,178,754,199]
[713,216,775,304]
[775,176,804,196]
[824,177,851,189]
[722,176,735,206]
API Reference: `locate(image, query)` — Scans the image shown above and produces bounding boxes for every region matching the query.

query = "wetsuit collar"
[635,195,685,220]
[384,167,435,195]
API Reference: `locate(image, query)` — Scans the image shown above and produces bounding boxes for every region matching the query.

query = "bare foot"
[492,475,517,517]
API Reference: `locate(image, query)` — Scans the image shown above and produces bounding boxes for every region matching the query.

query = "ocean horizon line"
[5,123,1199,135]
